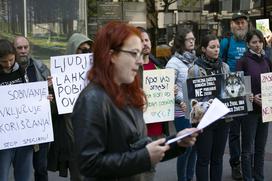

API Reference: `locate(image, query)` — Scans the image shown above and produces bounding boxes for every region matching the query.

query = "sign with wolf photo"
[143,69,175,123]
[0,81,54,150]
[184,72,250,123]
[261,72,272,122]
[50,53,93,114]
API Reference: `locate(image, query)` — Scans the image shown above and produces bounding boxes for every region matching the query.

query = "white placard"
[0,81,53,150]
[143,69,175,123]
[261,73,272,122]
[256,19,271,38]
[50,53,93,114]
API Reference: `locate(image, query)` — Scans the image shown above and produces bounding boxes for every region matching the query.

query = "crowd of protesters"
[0,11,271,181]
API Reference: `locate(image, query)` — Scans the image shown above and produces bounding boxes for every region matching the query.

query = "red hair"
[88,21,146,109]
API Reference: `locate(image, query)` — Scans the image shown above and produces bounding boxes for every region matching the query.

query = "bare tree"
[161,0,176,12]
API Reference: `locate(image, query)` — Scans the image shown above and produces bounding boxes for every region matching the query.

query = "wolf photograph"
[223,72,245,98]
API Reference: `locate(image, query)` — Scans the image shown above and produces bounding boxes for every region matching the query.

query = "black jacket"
[72,83,186,181]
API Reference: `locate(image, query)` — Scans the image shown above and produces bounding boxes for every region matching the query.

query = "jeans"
[195,120,229,181]
[0,146,33,181]
[241,112,269,181]
[174,116,197,181]
[33,143,49,181]
[229,117,242,167]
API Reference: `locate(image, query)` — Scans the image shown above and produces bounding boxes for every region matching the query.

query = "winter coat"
[72,83,186,181]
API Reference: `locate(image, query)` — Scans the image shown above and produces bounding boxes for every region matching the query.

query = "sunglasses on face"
[78,48,92,53]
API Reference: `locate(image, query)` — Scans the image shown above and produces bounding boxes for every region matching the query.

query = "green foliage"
[178,0,198,9]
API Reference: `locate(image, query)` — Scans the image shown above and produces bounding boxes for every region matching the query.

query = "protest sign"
[256,19,271,38]
[50,53,93,114]
[0,81,53,150]
[261,72,272,122]
[166,98,230,144]
[184,72,251,122]
[143,69,175,123]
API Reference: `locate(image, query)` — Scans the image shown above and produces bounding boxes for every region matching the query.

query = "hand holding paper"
[166,98,230,145]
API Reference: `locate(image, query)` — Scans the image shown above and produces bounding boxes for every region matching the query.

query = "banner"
[0,81,53,150]
[50,53,93,114]
[143,69,175,123]
[184,72,252,122]
[261,72,272,122]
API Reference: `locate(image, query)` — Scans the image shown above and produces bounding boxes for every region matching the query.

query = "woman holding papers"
[236,29,271,181]
[166,28,197,181]
[188,34,230,181]
[71,21,198,181]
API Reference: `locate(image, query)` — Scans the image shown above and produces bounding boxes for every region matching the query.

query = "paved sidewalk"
[47,123,272,181]
[10,123,272,180]
[154,122,272,181]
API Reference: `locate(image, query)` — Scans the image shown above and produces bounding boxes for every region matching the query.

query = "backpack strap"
[222,36,231,63]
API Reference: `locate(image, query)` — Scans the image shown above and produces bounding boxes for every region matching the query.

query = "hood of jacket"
[66,33,93,54]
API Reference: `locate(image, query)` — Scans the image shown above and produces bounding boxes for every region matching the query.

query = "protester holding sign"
[48,33,92,180]
[0,39,31,181]
[13,35,52,181]
[264,31,272,62]
[220,13,249,179]
[165,28,197,181]
[71,21,198,181]
[137,27,169,138]
[188,34,230,181]
[236,29,272,181]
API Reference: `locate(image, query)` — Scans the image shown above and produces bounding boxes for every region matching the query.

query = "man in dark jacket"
[14,36,51,181]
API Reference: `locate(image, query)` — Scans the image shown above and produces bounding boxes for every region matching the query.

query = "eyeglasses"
[119,49,143,60]
[185,37,196,42]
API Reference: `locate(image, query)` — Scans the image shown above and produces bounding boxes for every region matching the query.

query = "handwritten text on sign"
[0,81,53,150]
[261,73,272,122]
[143,69,175,123]
[50,53,92,114]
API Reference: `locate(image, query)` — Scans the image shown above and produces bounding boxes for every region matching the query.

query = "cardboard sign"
[256,19,271,38]
[184,72,252,121]
[143,69,175,123]
[0,81,53,150]
[50,53,93,114]
[261,73,272,122]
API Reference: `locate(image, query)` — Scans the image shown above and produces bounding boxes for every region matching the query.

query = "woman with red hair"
[72,21,198,181]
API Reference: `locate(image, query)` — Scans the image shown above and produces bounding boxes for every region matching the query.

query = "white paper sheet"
[166,98,230,144]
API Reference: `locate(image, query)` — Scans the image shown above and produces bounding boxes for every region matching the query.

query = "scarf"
[195,54,222,75]
[174,51,196,65]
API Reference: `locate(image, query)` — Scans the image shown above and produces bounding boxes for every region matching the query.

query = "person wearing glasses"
[47,33,93,180]
[165,28,197,181]
[66,33,93,54]
[71,21,199,181]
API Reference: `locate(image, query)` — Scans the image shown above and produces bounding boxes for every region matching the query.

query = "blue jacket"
[220,35,247,72]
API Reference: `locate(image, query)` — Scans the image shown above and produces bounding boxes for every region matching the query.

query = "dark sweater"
[236,51,271,112]
[0,67,25,86]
